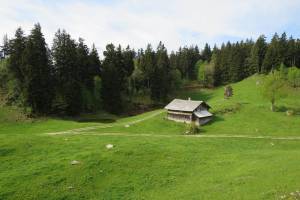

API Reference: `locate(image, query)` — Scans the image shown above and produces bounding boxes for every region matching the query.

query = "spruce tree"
[7,27,27,103]
[89,44,102,78]
[52,29,82,115]
[2,34,10,56]
[286,36,296,67]
[22,23,54,114]
[122,45,135,77]
[101,44,126,113]
[77,38,91,89]
[150,42,170,101]
[202,43,212,62]
[262,33,280,73]
[247,35,267,74]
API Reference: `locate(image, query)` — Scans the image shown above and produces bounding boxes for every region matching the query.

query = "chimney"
[188,97,191,101]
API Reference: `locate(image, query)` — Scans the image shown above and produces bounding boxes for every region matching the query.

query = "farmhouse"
[165,98,213,125]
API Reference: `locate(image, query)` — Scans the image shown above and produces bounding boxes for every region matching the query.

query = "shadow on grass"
[276,105,300,115]
[178,90,214,102]
[203,115,225,126]
[47,112,119,124]
[75,118,116,123]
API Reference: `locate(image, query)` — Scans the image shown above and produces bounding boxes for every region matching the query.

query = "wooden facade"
[165,99,213,126]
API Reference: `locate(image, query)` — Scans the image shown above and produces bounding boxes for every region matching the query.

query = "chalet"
[165,98,213,126]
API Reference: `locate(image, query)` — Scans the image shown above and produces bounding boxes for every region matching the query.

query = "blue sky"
[1,0,300,53]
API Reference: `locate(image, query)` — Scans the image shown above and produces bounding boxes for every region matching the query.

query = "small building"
[164,98,213,126]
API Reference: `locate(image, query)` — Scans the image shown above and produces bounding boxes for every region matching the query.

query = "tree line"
[1,24,300,116]
[201,33,300,86]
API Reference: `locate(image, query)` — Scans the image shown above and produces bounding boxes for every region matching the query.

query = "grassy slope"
[1,75,300,200]
[179,75,300,136]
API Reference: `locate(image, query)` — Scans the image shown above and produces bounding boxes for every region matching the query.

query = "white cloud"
[1,0,300,53]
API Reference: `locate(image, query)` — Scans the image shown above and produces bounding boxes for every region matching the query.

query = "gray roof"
[165,99,205,112]
[194,110,213,118]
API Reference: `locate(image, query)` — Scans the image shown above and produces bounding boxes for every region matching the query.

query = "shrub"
[262,71,285,112]
[224,85,233,99]
[286,110,295,116]
[185,121,200,135]
[287,66,300,88]
[197,60,215,87]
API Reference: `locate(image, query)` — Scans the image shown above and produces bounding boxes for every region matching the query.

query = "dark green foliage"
[202,43,212,62]
[101,44,127,114]
[261,33,286,73]
[122,45,135,77]
[77,38,91,89]
[4,24,300,116]
[246,35,267,74]
[52,29,82,115]
[135,42,182,102]
[217,40,254,85]
[2,34,10,56]
[76,39,102,112]
[93,76,102,110]
[138,44,156,90]
[22,23,54,114]
[168,46,200,80]
[150,42,170,101]
[7,28,27,103]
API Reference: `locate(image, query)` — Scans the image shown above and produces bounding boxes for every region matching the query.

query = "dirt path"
[46,110,164,135]
[46,110,300,140]
[77,132,300,140]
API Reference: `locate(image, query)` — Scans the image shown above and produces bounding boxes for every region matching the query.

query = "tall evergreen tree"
[247,35,267,74]
[262,33,280,73]
[77,38,91,89]
[140,44,156,89]
[150,42,170,101]
[89,44,102,77]
[122,45,135,77]
[202,43,212,62]
[278,32,288,65]
[2,34,10,56]
[286,36,296,67]
[295,39,300,68]
[8,27,26,85]
[101,44,126,113]
[52,29,82,115]
[7,27,27,103]
[22,24,54,114]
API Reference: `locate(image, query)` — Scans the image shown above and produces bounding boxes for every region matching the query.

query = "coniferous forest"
[1,24,300,116]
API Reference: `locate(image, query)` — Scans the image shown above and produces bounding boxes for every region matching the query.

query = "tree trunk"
[271,99,275,112]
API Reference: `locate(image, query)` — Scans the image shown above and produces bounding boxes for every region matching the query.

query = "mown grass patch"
[0,75,300,199]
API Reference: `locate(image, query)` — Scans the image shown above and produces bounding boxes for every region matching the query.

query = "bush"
[262,71,286,112]
[286,110,295,116]
[185,121,200,135]
[197,60,215,87]
[224,85,233,99]
[287,66,300,88]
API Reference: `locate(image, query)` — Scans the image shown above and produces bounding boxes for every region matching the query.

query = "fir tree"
[101,44,126,113]
[202,43,212,62]
[262,33,280,73]
[7,27,27,104]
[22,23,54,114]
[150,41,170,101]
[52,29,82,115]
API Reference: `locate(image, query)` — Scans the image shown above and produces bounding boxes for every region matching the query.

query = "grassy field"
[1,75,300,199]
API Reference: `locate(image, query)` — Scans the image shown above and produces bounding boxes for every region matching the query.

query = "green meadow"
[1,75,300,200]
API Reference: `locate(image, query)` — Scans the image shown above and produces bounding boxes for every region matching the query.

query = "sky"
[1,0,300,54]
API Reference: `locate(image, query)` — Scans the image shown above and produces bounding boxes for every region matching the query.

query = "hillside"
[0,75,300,200]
